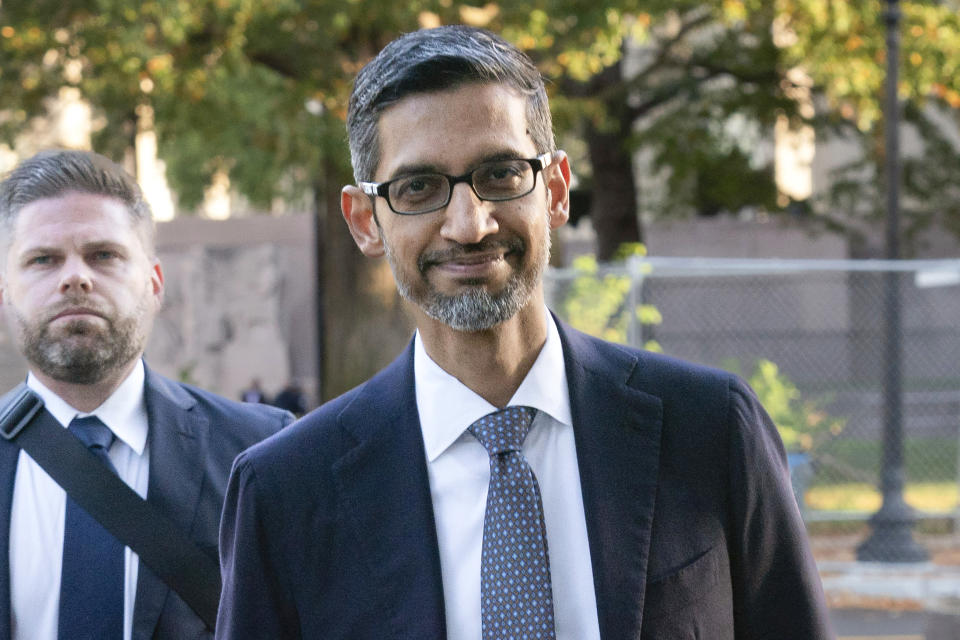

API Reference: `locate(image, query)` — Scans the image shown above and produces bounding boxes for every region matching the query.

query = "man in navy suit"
[217,26,832,639]
[0,150,292,640]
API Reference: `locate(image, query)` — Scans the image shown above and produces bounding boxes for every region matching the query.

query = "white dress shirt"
[416,313,601,640]
[10,360,150,640]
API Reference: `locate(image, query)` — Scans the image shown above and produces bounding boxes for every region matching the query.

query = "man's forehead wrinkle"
[376,86,534,183]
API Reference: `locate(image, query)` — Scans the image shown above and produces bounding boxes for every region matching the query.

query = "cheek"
[6,277,41,307]
[383,220,432,256]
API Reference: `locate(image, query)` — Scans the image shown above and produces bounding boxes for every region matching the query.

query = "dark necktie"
[469,406,556,640]
[58,416,124,640]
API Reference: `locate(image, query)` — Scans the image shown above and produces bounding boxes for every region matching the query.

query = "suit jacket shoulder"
[217,343,447,639]
[557,317,738,395]
[554,319,831,639]
[134,368,293,640]
[146,371,293,448]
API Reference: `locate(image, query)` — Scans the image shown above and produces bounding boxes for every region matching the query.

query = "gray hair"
[0,149,155,255]
[346,25,555,184]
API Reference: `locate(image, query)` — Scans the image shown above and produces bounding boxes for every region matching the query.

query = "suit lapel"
[557,320,663,639]
[132,369,208,640]
[332,344,447,638]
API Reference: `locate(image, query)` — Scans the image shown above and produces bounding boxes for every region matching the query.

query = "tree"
[490,0,960,258]
[1,0,383,207]
[3,2,958,244]
[777,0,960,256]
[502,2,795,259]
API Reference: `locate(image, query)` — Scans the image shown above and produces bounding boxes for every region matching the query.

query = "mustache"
[418,237,525,272]
[43,299,110,323]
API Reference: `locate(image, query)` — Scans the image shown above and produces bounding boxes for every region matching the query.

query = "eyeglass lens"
[388,159,536,214]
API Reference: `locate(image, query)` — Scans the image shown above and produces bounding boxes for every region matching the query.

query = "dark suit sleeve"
[726,377,834,639]
[216,453,300,640]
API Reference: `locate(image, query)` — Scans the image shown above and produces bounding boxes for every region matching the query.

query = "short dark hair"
[0,149,155,254]
[346,25,555,183]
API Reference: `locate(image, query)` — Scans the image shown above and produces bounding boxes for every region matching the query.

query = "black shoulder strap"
[0,384,220,630]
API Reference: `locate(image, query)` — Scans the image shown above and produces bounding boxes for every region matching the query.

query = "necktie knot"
[468,406,536,456]
[69,416,114,452]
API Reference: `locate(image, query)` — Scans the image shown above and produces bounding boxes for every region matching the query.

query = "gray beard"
[410,277,532,332]
[11,304,148,385]
[384,227,550,333]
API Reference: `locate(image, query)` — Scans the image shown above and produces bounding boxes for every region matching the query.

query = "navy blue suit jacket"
[0,367,292,640]
[217,320,832,639]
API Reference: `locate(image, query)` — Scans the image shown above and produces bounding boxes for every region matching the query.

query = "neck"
[417,301,548,409]
[30,358,139,414]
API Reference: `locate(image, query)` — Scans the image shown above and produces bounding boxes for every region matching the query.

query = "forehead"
[375,82,536,179]
[10,191,144,251]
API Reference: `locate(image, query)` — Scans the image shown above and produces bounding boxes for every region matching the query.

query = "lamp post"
[856,0,928,563]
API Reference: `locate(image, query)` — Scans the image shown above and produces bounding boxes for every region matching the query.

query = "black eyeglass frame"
[359,151,557,215]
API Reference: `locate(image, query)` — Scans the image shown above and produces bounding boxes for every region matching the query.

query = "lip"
[433,251,506,276]
[51,308,105,321]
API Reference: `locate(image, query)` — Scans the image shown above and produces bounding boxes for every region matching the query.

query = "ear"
[150,260,165,306]
[544,151,571,231]
[341,185,385,258]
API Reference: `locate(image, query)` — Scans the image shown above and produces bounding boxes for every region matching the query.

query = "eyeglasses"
[359,151,557,215]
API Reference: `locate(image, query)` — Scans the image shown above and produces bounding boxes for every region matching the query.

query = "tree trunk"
[583,62,642,262]
[317,166,415,401]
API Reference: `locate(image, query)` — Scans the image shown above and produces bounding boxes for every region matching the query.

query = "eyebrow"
[386,149,529,181]
[81,240,128,253]
[19,240,128,257]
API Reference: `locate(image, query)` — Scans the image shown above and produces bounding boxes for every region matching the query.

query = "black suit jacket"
[217,319,833,639]
[0,366,292,640]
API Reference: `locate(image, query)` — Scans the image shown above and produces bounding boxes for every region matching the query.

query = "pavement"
[818,558,960,639]
[819,560,960,612]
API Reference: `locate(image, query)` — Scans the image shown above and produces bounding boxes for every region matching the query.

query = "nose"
[58,256,93,294]
[440,183,499,245]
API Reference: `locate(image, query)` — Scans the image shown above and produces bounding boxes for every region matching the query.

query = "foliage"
[778,0,960,130]
[500,2,801,234]
[561,243,661,350]
[0,0,387,208]
[777,0,960,251]
[1,0,958,245]
[727,357,845,453]
[561,247,846,454]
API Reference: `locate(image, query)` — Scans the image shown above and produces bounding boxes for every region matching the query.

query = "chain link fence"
[546,257,960,562]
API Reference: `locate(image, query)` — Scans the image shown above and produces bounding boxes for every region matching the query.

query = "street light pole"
[856,0,928,563]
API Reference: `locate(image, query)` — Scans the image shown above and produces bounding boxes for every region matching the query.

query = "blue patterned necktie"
[469,406,556,640]
[58,416,124,640]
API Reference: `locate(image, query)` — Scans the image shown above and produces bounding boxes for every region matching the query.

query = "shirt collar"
[27,359,149,455]
[415,311,572,462]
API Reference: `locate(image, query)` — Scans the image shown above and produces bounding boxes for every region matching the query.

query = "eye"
[406,178,430,194]
[478,160,526,184]
[474,160,531,197]
[390,174,445,204]
[91,250,119,261]
[27,254,54,266]
[491,165,523,181]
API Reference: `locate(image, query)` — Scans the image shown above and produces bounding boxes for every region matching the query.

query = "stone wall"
[150,214,319,405]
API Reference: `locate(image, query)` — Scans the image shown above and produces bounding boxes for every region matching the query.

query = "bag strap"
[0,384,220,630]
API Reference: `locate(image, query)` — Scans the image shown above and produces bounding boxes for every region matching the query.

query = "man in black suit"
[217,26,832,639]
[0,149,292,640]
